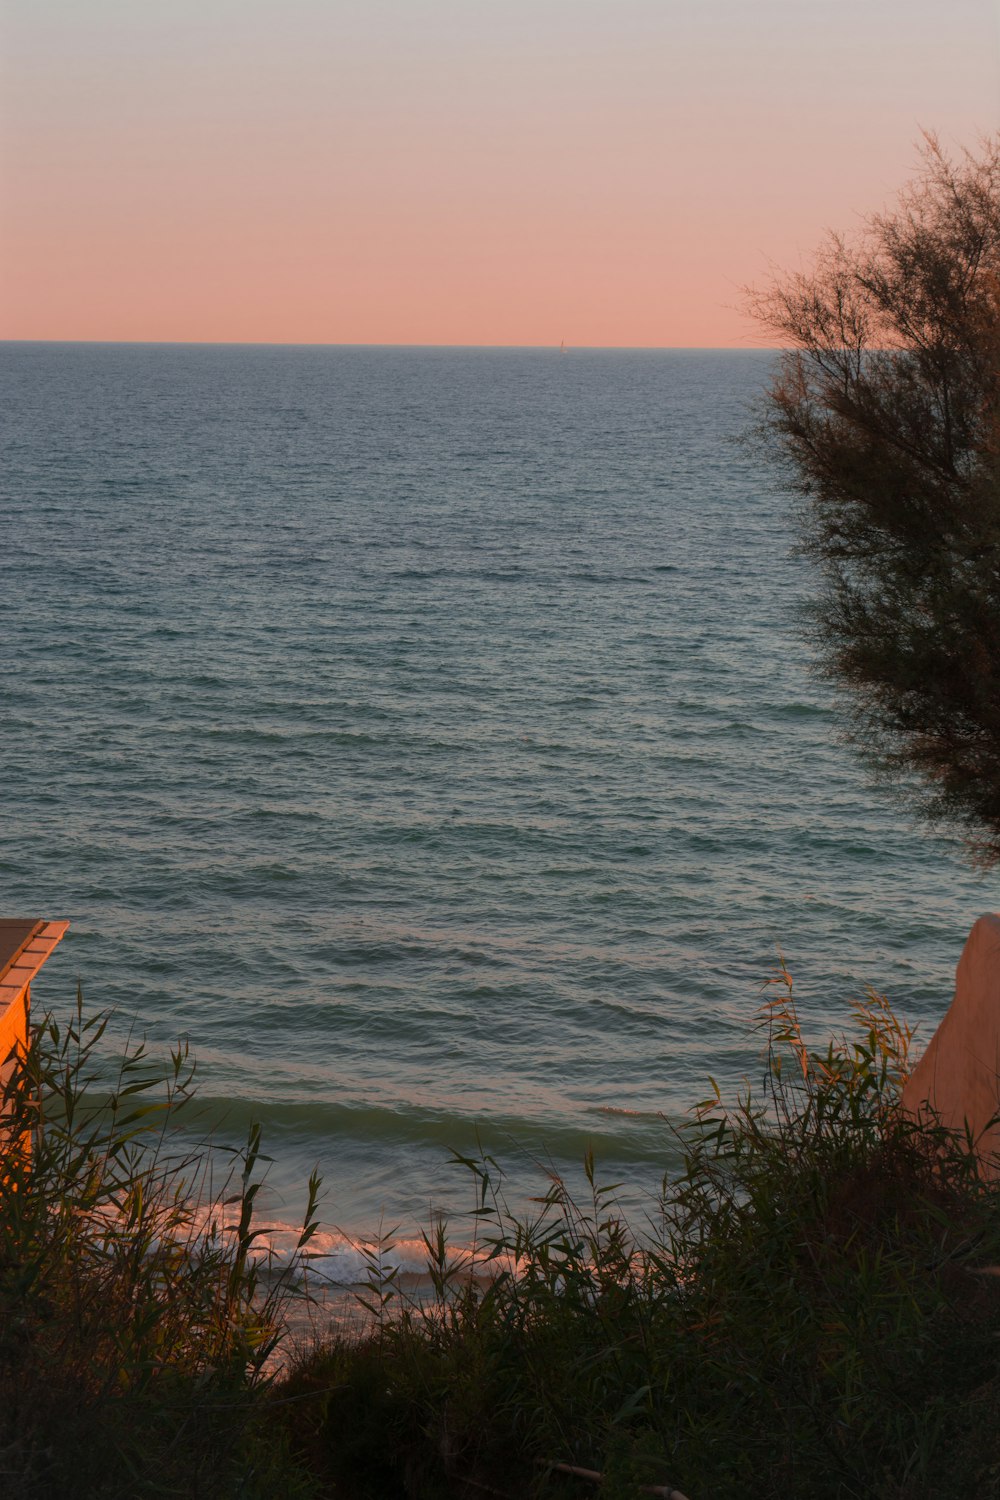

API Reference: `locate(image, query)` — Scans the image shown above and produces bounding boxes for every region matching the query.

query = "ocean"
[1,342,988,1279]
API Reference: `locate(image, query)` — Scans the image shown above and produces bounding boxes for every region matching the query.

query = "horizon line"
[1,337,777,352]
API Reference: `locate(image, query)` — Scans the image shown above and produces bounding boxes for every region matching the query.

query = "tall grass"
[6,975,1000,1498]
[0,991,320,1499]
[276,973,1000,1499]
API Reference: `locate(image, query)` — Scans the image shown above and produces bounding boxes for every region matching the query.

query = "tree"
[751,134,1000,864]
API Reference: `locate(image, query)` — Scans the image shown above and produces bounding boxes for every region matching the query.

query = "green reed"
[276,971,1000,1499]
[6,975,1000,1499]
[0,988,320,1500]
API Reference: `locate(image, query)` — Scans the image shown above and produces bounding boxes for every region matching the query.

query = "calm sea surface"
[1,343,989,1267]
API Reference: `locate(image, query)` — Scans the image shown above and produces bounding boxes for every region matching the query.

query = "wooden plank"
[0,921,43,983]
[0,922,68,1004]
[1,965,35,995]
[0,991,27,1065]
[0,921,67,1167]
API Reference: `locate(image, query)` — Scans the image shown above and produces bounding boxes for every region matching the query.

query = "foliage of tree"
[751,134,1000,863]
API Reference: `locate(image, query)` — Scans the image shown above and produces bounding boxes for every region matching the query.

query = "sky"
[1,0,998,347]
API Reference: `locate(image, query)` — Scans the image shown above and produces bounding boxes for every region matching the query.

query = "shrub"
[277,974,1000,1499]
[0,991,319,1500]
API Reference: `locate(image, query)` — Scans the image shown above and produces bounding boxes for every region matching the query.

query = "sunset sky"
[2,0,998,347]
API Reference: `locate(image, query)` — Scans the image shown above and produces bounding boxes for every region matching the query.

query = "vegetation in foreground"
[5,979,1000,1499]
[0,994,320,1499]
[276,976,1000,1500]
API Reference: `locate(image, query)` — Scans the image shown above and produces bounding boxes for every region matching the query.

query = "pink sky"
[2,0,998,347]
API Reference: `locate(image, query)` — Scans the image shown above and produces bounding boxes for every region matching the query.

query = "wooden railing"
[0,919,69,1154]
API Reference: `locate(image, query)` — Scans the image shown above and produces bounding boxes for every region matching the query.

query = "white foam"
[184,1205,490,1287]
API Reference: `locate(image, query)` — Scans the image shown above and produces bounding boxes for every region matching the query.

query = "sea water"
[1,343,989,1277]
